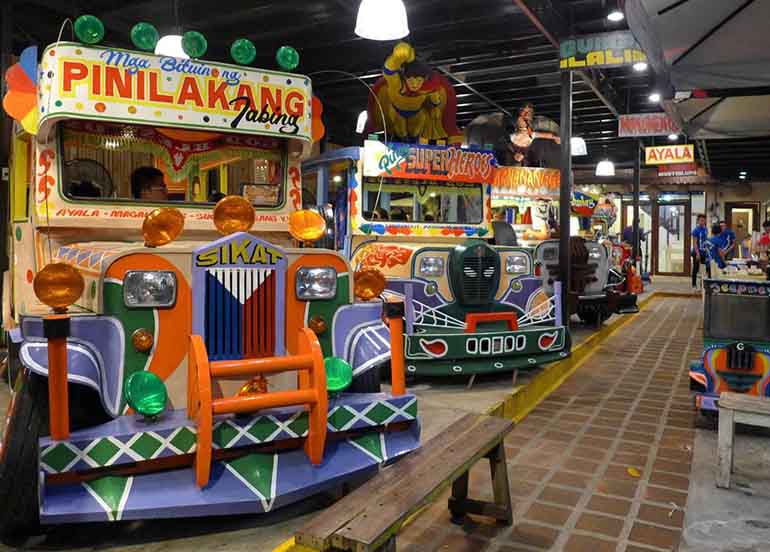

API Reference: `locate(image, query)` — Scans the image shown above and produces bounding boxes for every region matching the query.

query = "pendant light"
[156,0,189,59]
[596,160,615,176]
[355,0,410,41]
[570,137,587,157]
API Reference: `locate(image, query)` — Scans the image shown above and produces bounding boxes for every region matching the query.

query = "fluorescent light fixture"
[740,170,748,175]
[355,0,409,41]
[155,35,189,59]
[739,174,747,180]
[596,160,615,176]
[648,92,661,103]
[633,61,648,72]
[356,110,368,134]
[668,133,678,141]
[607,9,625,21]
[570,136,588,156]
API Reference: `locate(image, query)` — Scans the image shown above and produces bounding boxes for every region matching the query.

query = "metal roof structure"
[4,0,768,180]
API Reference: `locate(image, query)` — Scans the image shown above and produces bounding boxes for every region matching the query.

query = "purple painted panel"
[331,302,390,375]
[499,276,546,311]
[19,316,126,416]
[40,424,420,523]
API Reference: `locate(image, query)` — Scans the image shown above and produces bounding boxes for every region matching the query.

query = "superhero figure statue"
[366,42,462,145]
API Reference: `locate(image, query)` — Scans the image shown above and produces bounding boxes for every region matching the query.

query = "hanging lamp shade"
[355,0,409,41]
[595,160,615,176]
[155,35,189,59]
[570,137,587,156]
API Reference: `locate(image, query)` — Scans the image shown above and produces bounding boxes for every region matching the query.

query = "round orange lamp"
[354,267,386,301]
[213,195,256,235]
[142,208,185,247]
[33,263,85,313]
[131,328,154,353]
[289,210,326,243]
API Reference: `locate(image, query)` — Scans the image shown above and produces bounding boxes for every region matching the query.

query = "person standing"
[691,214,709,287]
[707,224,727,270]
[720,220,737,260]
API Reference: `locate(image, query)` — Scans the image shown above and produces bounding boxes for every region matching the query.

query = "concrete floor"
[0,276,701,551]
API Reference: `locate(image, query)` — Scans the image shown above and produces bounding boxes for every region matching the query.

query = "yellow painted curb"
[484,291,669,423]
[273,537,316,552]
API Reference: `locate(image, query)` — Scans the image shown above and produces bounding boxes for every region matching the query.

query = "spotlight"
[649,92,661,103]
[607,9,625,22]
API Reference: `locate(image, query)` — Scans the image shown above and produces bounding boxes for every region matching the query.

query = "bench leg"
[489,442,514,525]
[449,470,470,524]
[447,443,514,526]
[717,408,735,489]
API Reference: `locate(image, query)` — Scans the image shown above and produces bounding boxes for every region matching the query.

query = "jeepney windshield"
[59,120,285,207]
[706,290,770,341]
[362,177,483,224]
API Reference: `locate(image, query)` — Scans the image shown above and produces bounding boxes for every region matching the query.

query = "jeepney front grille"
[457,244,499,306]
[727,343,755,371]
[204,268,276,361]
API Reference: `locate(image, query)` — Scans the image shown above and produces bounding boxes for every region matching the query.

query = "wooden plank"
[719,392,770,415]
[734,410,770,428]
[295,413,483,550]
[333,416,513,552]
[716,407,735,489]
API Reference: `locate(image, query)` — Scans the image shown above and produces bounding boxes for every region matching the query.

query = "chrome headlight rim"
[123,270,178,308]
[295,267,338,300]
[505,254,530,275]
[418,256,445,277]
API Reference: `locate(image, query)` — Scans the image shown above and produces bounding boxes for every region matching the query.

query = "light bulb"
[155,35,189,59]
[649,92,662,103]
[356,110,368,134]
[633,61,648,72]
[607,9,625,21]
[668,133,678,141]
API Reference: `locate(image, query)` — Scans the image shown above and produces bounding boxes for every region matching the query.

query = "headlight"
[124,271,177,308]
[506,254,530,275]
[419,256,444,277]
[296,267,337,300]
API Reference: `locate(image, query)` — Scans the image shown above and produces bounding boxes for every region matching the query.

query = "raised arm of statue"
[383,42,414,90]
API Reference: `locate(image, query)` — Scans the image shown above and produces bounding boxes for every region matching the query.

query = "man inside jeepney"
[131,167,168,201]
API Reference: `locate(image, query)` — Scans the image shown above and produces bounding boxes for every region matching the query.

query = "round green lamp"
[74,15,105,45]
[182,31,208,58]
[131,22,159,51]
[231,38,257,65]
[324,357,353,394]
[276,46,300,71]
[125,371,168,419]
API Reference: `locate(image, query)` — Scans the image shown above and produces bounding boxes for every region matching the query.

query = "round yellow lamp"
[33,263,85,313]
[143,208,185,247]
[289,210,326,243]
[354,267,386,301]
[213,196,256,235]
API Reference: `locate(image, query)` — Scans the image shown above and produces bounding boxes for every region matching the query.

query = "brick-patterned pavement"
[399,296,703,552]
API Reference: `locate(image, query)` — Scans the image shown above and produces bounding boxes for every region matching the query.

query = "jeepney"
[690,278,770,414]
[0,40,419,534]
[302,141,571,377]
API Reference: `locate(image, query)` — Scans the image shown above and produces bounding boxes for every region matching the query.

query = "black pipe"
[559,71,572,322]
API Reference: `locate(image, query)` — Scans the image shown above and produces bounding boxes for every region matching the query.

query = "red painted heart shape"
[419,338,448,358]
[538,331,559,351]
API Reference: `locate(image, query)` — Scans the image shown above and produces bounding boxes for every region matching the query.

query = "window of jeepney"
[302,162,348,210]
[59,120,285,207]
[362,177,483,224]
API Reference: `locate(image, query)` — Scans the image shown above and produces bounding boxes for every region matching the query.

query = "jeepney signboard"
[362,140,495,184]
[618,113,680,138]
[645,144,695,165]
[491,166,560,198]
[38,43,313,142]
[559,31,647,71]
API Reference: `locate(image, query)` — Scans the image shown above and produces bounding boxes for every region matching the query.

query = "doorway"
[725,202,760,246]
[654,202,690,275]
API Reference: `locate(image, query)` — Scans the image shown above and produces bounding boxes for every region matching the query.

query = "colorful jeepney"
[690,278,770,413]
[0,42,419,533]
[302,141,571,377]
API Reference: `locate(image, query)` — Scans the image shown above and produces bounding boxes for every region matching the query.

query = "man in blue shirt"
[691,214,709,287]
[706,224,727,269]
[720,220,737,260]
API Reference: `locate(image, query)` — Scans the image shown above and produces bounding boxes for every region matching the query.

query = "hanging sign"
[658,163,698,177]
[571,191,599,217]
[491,166,560,198]
[38,42,313,142]
[618,113,680,138]
[362,140,496,184]
[645,144,695,165]
[559,31,647,71]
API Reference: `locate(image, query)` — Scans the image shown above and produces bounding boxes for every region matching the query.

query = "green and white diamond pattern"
[328,397,417,432]
[83,475,134,521]
[213,410,309,449]
[40,426,198,474]
[224,453,278,512]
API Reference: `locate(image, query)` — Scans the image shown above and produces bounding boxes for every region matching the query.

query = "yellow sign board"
[644,145,695,166]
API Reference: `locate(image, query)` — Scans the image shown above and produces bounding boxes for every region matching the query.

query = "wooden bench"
[295,413,514,552]
[717,392,770,488]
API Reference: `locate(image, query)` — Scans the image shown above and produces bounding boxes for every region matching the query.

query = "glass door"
[655,202,690,275]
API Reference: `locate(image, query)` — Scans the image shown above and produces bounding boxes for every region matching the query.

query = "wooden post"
[717,406,735,489]
[43,314,70,440]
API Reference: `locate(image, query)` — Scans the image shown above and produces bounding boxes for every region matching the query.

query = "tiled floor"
[399,296,703,552]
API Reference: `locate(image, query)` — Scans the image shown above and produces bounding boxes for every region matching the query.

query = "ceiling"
[5,0,768,181]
